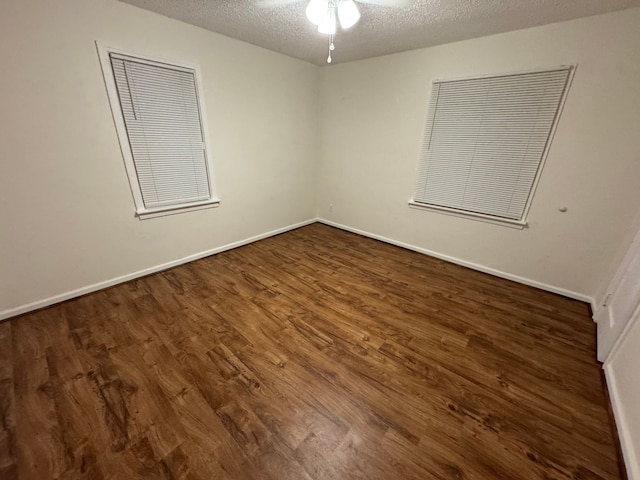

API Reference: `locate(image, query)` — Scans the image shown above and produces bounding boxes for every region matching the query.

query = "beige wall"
[317,8,640,302]
[2,1,640,317]
[0,0,319,316]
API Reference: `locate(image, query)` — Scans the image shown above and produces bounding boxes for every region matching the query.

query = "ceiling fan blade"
[357,0,413,7]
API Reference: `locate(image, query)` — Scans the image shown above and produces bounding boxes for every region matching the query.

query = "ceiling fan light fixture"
[306,0,329,26]
[317,7,337,35]
[337,0,360,29]
[305,0,363,64]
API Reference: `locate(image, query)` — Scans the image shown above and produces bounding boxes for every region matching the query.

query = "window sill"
[408,200,527,229]
[137,199,220,220]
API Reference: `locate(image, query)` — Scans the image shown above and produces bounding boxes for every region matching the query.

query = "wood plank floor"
[0,223,623,479]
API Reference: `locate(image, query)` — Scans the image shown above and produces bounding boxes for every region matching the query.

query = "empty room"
[2,0,640,478]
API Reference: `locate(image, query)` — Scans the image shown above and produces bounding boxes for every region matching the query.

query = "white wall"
[3,2,640,318]
[0,0,319,317]
[606,313,640,480]
[317,8,640,302]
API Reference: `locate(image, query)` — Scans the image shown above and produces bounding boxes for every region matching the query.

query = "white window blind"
[413,67,572,223]
[109,53,215,213]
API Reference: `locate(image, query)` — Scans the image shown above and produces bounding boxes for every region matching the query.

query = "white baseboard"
[604,364,638,480]
[2,217,595,321]
[591,299,600,319]
[318,218,594,305]
[0,218,317,322]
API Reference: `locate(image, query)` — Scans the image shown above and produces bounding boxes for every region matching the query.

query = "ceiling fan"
[270,0,413,64]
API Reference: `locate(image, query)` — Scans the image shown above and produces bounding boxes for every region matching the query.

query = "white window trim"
[410,65,576,228]
[408,201,528,229]
[96,41,220,219]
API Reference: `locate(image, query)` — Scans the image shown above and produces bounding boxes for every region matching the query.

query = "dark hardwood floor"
[0,223,623,479]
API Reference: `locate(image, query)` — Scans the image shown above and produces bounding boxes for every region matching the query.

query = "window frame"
[96,42,220,220]
[409,65,575,229]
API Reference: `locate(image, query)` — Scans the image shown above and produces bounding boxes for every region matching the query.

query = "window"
[410,67,573,227]
[98,44,219,219]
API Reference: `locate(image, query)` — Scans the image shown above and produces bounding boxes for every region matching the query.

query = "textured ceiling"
[117,0,640,65]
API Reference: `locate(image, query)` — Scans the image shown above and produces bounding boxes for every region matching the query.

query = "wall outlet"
[329,204,334,213]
